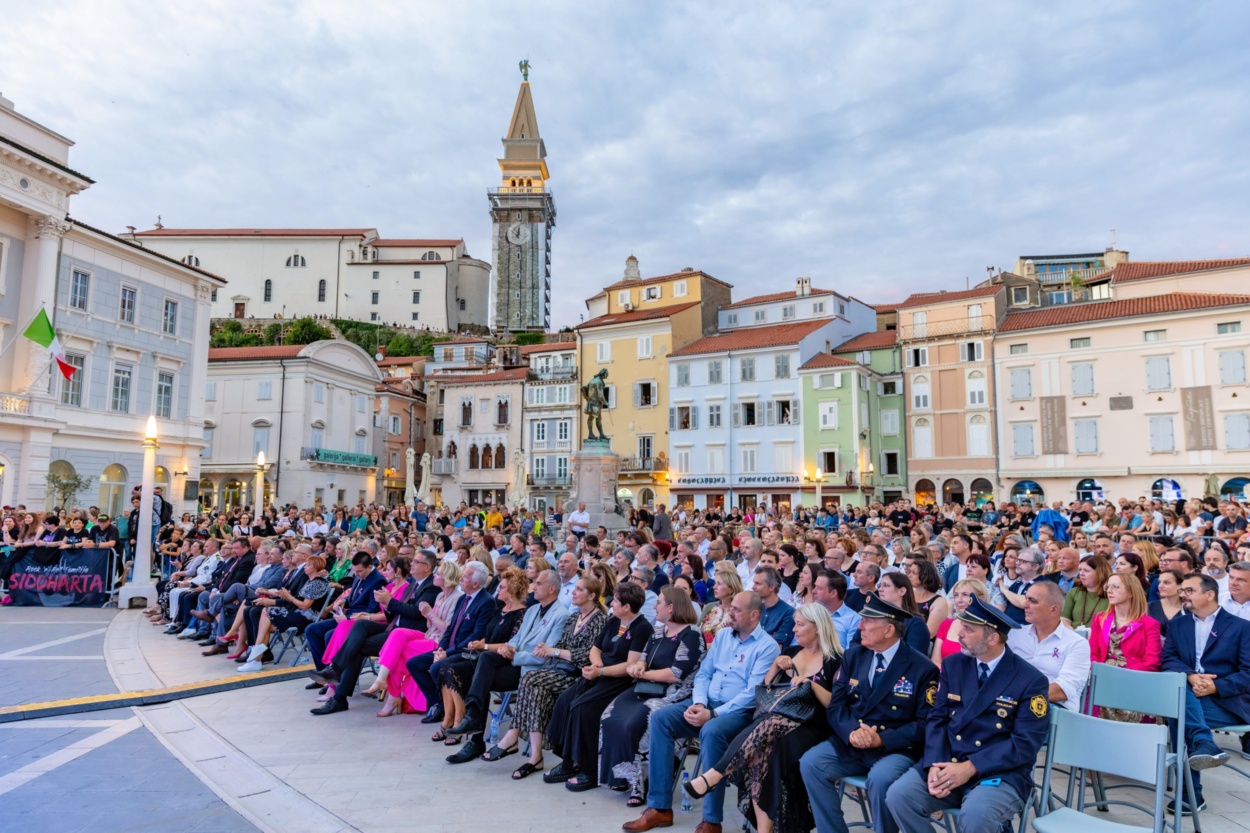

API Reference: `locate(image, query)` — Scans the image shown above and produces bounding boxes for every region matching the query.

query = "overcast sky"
[4,1,1248,327]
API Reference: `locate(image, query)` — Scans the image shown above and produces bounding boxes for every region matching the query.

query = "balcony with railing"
[620,456,668,474]
[529,367,577,381]
[898,317,995,341]
[432,458,457,475]
[528,474,571,487]
[1035,266,1109,285]
[300,448,378,467]
[0,394,30,415]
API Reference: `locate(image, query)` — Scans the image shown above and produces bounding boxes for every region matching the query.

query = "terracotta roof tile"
[602,269,732,291]
[70,219,227,284]
[371,238,463,247]
[869,301,904,313]
[1105,259,1250,284]
[576,301,701,330]
[898,285,1003,309]
[999,292,1250,333]
[208,345,306,361]
[722,288,836,309]
[133,228,375,238]
[520,342,575,355]
[800,353,859,370]
[833,330,898,352]
[669,318,833,357]
[427,368,529,385]
[376,356,424,367]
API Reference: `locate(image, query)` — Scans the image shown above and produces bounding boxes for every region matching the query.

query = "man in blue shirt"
[412,502,429,533]
[814,569,861,649]
[622,591,780,833]
[753,566,795,648]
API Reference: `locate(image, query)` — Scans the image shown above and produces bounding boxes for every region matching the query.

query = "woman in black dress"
[545,580,653,790]
[598,586,706,805]
[430,567,528,735]
[683,603,841,833]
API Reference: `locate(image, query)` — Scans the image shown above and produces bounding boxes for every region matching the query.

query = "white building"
[204,341,383,510]
[667,316,857,512]
[0,93,224,513]
[521,341,578,513]
[126,229,491,332]
[717,278,876,337]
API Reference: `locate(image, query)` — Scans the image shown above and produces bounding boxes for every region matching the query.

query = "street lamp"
[803,468,825,512]
[255,451,269,513]
[120,416,159,608]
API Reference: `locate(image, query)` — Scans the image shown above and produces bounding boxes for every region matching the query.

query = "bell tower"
[490,65,556,333]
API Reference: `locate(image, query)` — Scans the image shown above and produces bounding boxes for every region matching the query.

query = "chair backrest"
[1049,707,1168,785]
[1088,663,1185,719]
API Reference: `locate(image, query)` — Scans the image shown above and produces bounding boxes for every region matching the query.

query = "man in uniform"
[886,596,1049,833]
[801,595,940,833]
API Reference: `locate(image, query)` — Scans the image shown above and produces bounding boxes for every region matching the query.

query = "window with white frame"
[556,385,571,404]
[203,427,214,459]
[775,354,790,379]
[753,309,766,323]
[1217,321,1242,335]
[1225,413,1250,449]
[557,457,569,479]
[820,449,839,474]
[633,381,657,407]
[708,403,722,428]
[675,449,692,473]
[881,450,900,475]
[967,304,983,330]
[253,426,270,456]
[1148,416,1175,453]
[741,447,757,473]
[1009,367,1032,399]
[913,419,934,458]
[782,304,796,320]
[60,354,85,406]
[162,299,178,335]
[389,415,401,434]
[967,371,987,406]
[1009,344,1028,355]
[738,401,759,426]
[1071,362,1095,396]
[637,336,653,358]
[673,280,688,297]
[1070,337,1091,349]
[119,286,136,323]
[819,402,838,429]
[813,301,825,314]
[110,365,132,412]
[961,341,983,362]
[726,313,738,326]
[356,395,366,413]
[708,360,723,384]
[258,380,272,399]
[880,408,899,435]
[597,341,611,363]
[1011,286,1029,306]
[1012,423,1035,457]
[1145,356,1171,390]
[617,290,630,306]
[535,422,547,443]
[644,286,662,301]
[70,269,90,311]
[604,384,616,409]
[774,444,793,473]
[534,457,547,479]
[968,415,990,457]
[1144,329,1167,343]
[912,376,931,410]
[1219,350,1247,385]
[905,347,928,368]
[881,379,898,396]
[314,383,326,403]
[675,364,690,387]
[286,254,306,268]
[671,405,697,430]
[1074,418,1100,454]
[155,371,174,418]
[911,311,927,337]
[310,426,324,449]
[354,435,366,455]
[707,447,724,474]
[740,357,755,381]
[557,420,570,442]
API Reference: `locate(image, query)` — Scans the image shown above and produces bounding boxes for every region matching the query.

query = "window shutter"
[1220,350,1248,384]
[669,407,676,430]
[833,372,843,388]
[790,403,800,425]
[812,375,822,390]
[1225,413,1250,449]
[905,350,913,368]
[765,401,775,425]
[733,405,741,427]
[1146,357,1171,390]
[690,406,699,429]
[1072,363,1094,395]
[877,381,884,395]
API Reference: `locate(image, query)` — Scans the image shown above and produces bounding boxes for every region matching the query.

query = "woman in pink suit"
[371,560,463,717]
[1089,572,1162,722]
[320,558,413,667]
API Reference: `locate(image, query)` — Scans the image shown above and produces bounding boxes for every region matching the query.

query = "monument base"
[118,582,157,608]
[569,442,628,533]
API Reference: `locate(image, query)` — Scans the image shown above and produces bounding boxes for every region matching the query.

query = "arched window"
[1222,477,1250,501]
[912,418,933,459]
[969,478,994,505]
[285,254,306,268]
[967,414,990,457]
[467,445,479,470]
[447,441,457,458]
[497,397,509,425]
[1010,480,1045,504]
[942,479,965,505]
[318,279,327,302]
[264,279,272,302]
[181,254,200,267]
[98,463,129,518]
[1151,478,1183,502]
[1075,478,1104,502]
[914,478,936,507]
[495,444,506,469]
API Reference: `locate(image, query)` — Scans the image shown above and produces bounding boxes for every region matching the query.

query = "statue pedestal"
[571,441,628,533]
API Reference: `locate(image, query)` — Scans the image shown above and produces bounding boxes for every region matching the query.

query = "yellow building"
[575,258,731,508]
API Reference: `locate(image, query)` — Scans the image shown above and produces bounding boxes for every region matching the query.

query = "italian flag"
[23,308,76,380]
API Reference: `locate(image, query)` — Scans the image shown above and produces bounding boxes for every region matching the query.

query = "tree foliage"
[283,317,333,345]
[47,472,96,509]
[514,332,546,346]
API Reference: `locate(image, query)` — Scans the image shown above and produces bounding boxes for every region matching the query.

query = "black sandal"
[443,734,462,747]
[481,743,518,762]
[626,792,645,807]
[431,728,448,742]
[684,774,712,800]
[512,759,545,780]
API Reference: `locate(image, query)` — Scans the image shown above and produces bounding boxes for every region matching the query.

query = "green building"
[798,330,906,508]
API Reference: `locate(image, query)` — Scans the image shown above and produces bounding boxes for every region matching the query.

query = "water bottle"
[680,773,694,813]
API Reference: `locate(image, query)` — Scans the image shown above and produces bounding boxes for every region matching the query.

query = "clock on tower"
[489,71,556,333]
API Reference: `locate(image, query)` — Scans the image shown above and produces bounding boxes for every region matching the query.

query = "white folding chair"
[1034,707,1171,833]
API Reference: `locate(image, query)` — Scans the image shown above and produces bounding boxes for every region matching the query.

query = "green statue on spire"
[519,59,530,82]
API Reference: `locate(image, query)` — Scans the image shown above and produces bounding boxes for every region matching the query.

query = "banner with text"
[6,551,112,607]
[1039,396,1069,455]
[1181,386,1217,451]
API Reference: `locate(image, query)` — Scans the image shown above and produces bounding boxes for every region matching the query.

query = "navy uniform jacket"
[851,615,932,657]
[826,642,940,765]
[1162,609,1250,724]
[918,647,1049,801]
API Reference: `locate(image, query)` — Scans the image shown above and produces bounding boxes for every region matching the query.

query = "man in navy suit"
[409,560,499,723]
[1161,573,1244,810]
[886,596,1049,833]
[304,552,385,676]
[801,595,940,833]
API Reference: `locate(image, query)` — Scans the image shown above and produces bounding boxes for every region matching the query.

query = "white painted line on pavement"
[0,719,126,729]
[0,627,107,657]
[0,716,142,796]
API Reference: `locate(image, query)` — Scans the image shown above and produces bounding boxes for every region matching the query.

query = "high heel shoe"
[376,695,400,718]
[226,648,247,661]
[684,774,713,800]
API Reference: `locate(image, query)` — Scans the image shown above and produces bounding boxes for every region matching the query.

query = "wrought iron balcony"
[620,456,668,473]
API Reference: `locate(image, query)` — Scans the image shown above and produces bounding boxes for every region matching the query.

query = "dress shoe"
[448,712,485,736]
[420,705,445,724]
[693,823,722,833]
[446,739,485,764]
[305,681,326,691]
[197,638,217,647]
[307,668,338,686]
[622,808,674,831]
[310,699,348,716]
[202,644,229,657]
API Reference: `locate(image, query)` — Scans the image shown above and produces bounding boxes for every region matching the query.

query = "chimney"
[623,255,641,281]
[795,277,812,297]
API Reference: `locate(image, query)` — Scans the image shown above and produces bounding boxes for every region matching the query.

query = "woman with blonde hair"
[1132,540,1160,575]
[684,604,841,833]
[932,579,990,662]
[589,561,618,602]
[697,563,742,644]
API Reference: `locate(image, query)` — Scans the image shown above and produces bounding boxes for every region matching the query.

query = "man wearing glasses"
[997,547,1045,625]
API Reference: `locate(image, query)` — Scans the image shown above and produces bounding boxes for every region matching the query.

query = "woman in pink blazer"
[1089,572,1162,721]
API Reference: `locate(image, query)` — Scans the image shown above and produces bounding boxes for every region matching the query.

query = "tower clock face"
[507,223,531,245]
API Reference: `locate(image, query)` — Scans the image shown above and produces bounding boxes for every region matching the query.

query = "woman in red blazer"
[1090,572,1162,721]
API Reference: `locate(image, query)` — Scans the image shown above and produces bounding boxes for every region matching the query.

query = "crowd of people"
[5,491,1250,833]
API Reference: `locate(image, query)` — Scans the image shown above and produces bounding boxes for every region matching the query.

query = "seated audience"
[1008,579,1091,711]
[1061,555,1111,629]
[931,579,990,664]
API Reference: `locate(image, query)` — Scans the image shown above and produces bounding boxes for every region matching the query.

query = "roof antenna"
[154,215,164,230]
[1110,227,1117,249]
